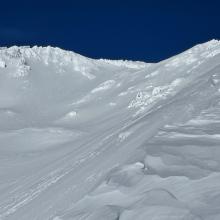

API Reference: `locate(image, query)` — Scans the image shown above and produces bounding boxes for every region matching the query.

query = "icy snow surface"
[1,40,220,220]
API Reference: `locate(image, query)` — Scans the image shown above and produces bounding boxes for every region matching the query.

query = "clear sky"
[0,0,219,62]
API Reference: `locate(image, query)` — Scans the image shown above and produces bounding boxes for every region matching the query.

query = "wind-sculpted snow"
[0,40,220,220]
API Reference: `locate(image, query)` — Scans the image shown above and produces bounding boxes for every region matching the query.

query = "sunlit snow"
[1,40,220,220]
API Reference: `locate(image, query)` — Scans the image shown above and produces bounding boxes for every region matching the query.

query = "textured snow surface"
[1,40,220,220]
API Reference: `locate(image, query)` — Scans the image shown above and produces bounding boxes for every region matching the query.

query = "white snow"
[118,131,131,142]
[0,60,6,68]
[109,102,116,106]
[0,40,220,220]
[98,58,151,69]
[63,111,77,119]
[91,80,116,93]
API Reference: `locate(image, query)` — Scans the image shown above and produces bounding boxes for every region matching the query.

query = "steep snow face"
[0,40,220,220]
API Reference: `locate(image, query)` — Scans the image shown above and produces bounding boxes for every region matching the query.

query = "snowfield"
[0,40,220,220]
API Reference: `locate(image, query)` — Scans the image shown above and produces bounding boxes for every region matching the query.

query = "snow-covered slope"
[0,40,220,220]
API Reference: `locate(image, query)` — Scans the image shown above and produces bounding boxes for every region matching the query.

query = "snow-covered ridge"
[98,58,151,69]
[184,39,220,59]
[0,45,150,79]
[161,39,220,64]
[0,39,219,62]
[0,45,149,69]
[0,39,219,75]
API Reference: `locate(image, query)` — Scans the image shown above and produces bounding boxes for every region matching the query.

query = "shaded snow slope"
[0,40,220,220]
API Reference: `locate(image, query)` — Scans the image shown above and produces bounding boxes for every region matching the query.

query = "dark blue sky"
[0,0,219,62]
